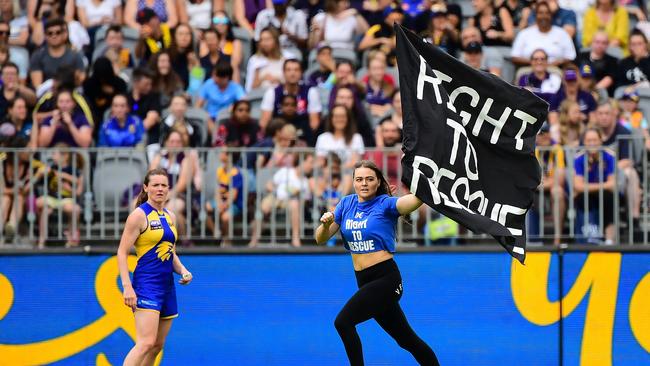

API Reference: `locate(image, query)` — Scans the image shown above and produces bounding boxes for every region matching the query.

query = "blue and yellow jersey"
[132,202,177,290]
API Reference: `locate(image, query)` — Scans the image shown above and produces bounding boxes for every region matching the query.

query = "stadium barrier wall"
[0,247,649,365]
[2,139,648,247]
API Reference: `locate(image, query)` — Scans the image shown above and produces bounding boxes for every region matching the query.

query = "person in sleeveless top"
[118,168,193,365]
[469,0,514,47]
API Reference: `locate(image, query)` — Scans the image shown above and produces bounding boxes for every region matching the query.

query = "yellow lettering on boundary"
[511,252,621,366]
[0,255,162,365]
[629,273,650,353]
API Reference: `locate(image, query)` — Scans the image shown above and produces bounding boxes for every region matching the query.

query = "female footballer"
[315,160,440,366]
[117,168,193,365]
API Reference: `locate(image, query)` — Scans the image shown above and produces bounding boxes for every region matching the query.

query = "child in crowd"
[206,147,244,246]
[35,144,85,248]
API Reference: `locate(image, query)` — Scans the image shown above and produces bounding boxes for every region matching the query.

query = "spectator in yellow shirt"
[582,0,630,55]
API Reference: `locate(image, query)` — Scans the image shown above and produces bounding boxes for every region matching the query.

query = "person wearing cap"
[358,1,405,64]
[459,26,503,72]
[468,0,514,47]
[124,0,178,31]
[578,64,607,102]
[254,0,308,58]
[460,40,502,77]
[576,31,618,96]
[422,3,460,56]
[548,68,597,126]
[618,89,650,134]
[134,7,172,64]
[618,90,650,150]
[412,0,462,34]
[511,1,575,66]
[530,122,566,245]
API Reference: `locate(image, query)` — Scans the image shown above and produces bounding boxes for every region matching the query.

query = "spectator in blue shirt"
[527,0,577,39]
[196,62,245,133]
[98,94,145,147]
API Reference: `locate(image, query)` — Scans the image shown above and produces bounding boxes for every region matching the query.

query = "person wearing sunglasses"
[28,18,85,89]
[212,11,243,84]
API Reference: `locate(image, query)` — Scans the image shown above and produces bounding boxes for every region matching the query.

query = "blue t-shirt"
[98,115,145,147]
[574,150,615,183]
[199,79,245,118]
[334,194,401,253]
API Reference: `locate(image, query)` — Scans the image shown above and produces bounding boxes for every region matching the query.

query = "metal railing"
[0,141,648,248]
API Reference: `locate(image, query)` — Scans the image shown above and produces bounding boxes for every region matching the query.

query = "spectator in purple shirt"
[38,89,92,147]
[517,49,562,103]
[548,68,597,126]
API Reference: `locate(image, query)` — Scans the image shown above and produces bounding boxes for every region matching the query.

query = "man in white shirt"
[511,1,575,66]
[254,0,308,59]
[260,59,322,144]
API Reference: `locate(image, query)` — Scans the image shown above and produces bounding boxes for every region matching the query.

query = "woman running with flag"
[315,160,440,366]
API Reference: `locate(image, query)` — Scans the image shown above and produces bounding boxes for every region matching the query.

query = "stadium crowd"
[0,0,649,247]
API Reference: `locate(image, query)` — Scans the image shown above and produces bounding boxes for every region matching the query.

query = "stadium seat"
[217,105,232,121]
[92,26,139,63]
[161,107,210,146]
[636,87,650,124]
[308,48,359,69]
[355,67,399,87]
[9,46,29,80]
[514,65,563,85]
[245,87,267,120]
[92,150,147,212]
[450,0,476,18]
[233,26,253,84]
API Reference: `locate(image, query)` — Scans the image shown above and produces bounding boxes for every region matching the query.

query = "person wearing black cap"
[422,3,460,57]
[358,1,405,65]
[134,7,172,64]
[254,0,308,56]
[412,0,462,35]
[460,40,501,76]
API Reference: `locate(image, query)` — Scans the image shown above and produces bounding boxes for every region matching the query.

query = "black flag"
[395,24,547,263]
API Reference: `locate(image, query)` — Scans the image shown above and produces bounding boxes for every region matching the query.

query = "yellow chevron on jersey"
[134,202,177,261]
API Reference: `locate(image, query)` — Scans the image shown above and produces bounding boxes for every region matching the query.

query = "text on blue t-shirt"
[334,194,401,253]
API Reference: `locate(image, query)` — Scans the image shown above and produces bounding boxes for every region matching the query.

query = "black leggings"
[334,259,440,366]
